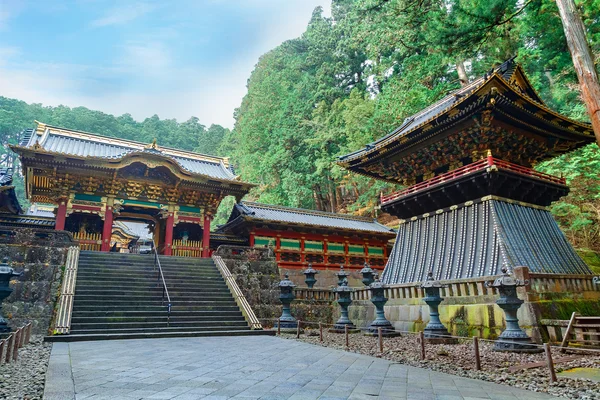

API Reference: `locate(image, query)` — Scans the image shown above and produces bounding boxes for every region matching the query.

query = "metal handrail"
[152,240,172,326]
[213,255,263,330]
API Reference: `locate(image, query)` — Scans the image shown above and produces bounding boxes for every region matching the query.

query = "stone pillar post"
[201,213,211,258]
[55,197,68,231]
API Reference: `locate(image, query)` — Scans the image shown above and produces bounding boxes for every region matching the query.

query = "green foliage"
[224,0,600,250]
[537,144,600,251]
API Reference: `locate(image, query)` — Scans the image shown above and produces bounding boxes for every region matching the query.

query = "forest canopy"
[0,0,599,251]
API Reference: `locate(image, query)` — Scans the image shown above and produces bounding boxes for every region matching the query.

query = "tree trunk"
[456,61,469,87]
[556,0,600,145]
[328,181,337,213]
[313,188,324,211]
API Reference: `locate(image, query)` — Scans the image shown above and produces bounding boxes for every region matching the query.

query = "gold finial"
[487,149,492,157]
[145,138,159,150]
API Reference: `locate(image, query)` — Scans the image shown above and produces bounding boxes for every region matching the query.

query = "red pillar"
[201,213,211,258]
[249,231,255,247]
[101,206,113,252]
[275,237,281,262]
[55,199,67,231]
[164,212,174,256]
[323,239,328,265]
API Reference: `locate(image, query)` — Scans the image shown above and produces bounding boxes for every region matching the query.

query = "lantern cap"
[303,263,318,275]
[334,277,353,292]
[486,267,528,288]
[279,273,296,288]
[420,271,446,288]
[335,265,350,277]
[360,262,374,274]
[369,277,386,289]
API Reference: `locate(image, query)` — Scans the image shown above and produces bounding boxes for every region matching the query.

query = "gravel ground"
[281,328,600,400]
[0,336,52,400]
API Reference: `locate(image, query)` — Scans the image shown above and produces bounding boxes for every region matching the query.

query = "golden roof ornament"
[145,138,160,151]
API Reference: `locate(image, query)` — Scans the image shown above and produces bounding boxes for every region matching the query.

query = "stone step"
[70,320,249,330]
[65,252,254,341]
[75,290,231,302]
[71,299,238,307]
[71,310,243,318]
[75,274,224,283]
[75,272,224,280]
[75,284,230,293]
[74,287,231,295]
[78,261,217,272]
[71,305,242,313]
[79,253,215,265]
[70,315,246,323]
[45,329,275,342]
[70,325,251,335]
[74,293,235,302]
[77,263,221,272]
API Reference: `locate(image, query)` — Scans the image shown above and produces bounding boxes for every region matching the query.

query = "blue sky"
[0,0,331,128]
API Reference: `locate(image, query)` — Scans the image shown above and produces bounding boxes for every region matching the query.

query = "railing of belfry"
[54,246,80,334]
[152,240,172,326]
[213,255,262,330]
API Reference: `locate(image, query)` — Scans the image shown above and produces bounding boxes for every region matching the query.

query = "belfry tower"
[339,59,594,283]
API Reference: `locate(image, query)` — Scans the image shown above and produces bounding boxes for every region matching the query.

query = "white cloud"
[119,41,172,74]
[90,2,157,27]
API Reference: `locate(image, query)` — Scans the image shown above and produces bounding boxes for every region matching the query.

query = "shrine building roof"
[14,122,239,182]
[0,168,22,214]
[338,58,595,184]
[219,201,396,236]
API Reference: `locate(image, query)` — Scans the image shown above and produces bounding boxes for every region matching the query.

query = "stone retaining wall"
[215,245,336,325]
[0,228,75,334]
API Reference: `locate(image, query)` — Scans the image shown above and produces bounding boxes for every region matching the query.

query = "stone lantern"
[360,263,375,287]
[303,263,318,289]
[275,274,298,332]
[365,278,400,337]
[0,258,22,333]
[331,278,357,332]
[486,267,540,352]
[335,265,350,286]
[420,272,456,343]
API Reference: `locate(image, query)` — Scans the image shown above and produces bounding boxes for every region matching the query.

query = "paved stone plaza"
[43,336,559,400]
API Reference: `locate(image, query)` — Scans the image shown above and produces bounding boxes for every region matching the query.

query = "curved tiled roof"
[338,58,594,166]
[19,123,238,181]
[0,168,14,186]
[233,201,396,235]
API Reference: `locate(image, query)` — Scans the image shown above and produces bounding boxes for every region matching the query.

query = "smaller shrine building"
[217,201,396,285]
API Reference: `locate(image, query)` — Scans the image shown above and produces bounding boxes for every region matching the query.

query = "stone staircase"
[52,251,272,341]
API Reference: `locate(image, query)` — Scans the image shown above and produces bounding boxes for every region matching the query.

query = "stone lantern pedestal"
[420,272,456,344]
[486,268,541,352]
[274,274,303,333]
[330,278,359,333]
[364,279,400,337]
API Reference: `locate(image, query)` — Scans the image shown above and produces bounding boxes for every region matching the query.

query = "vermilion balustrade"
[380,156,565,205]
